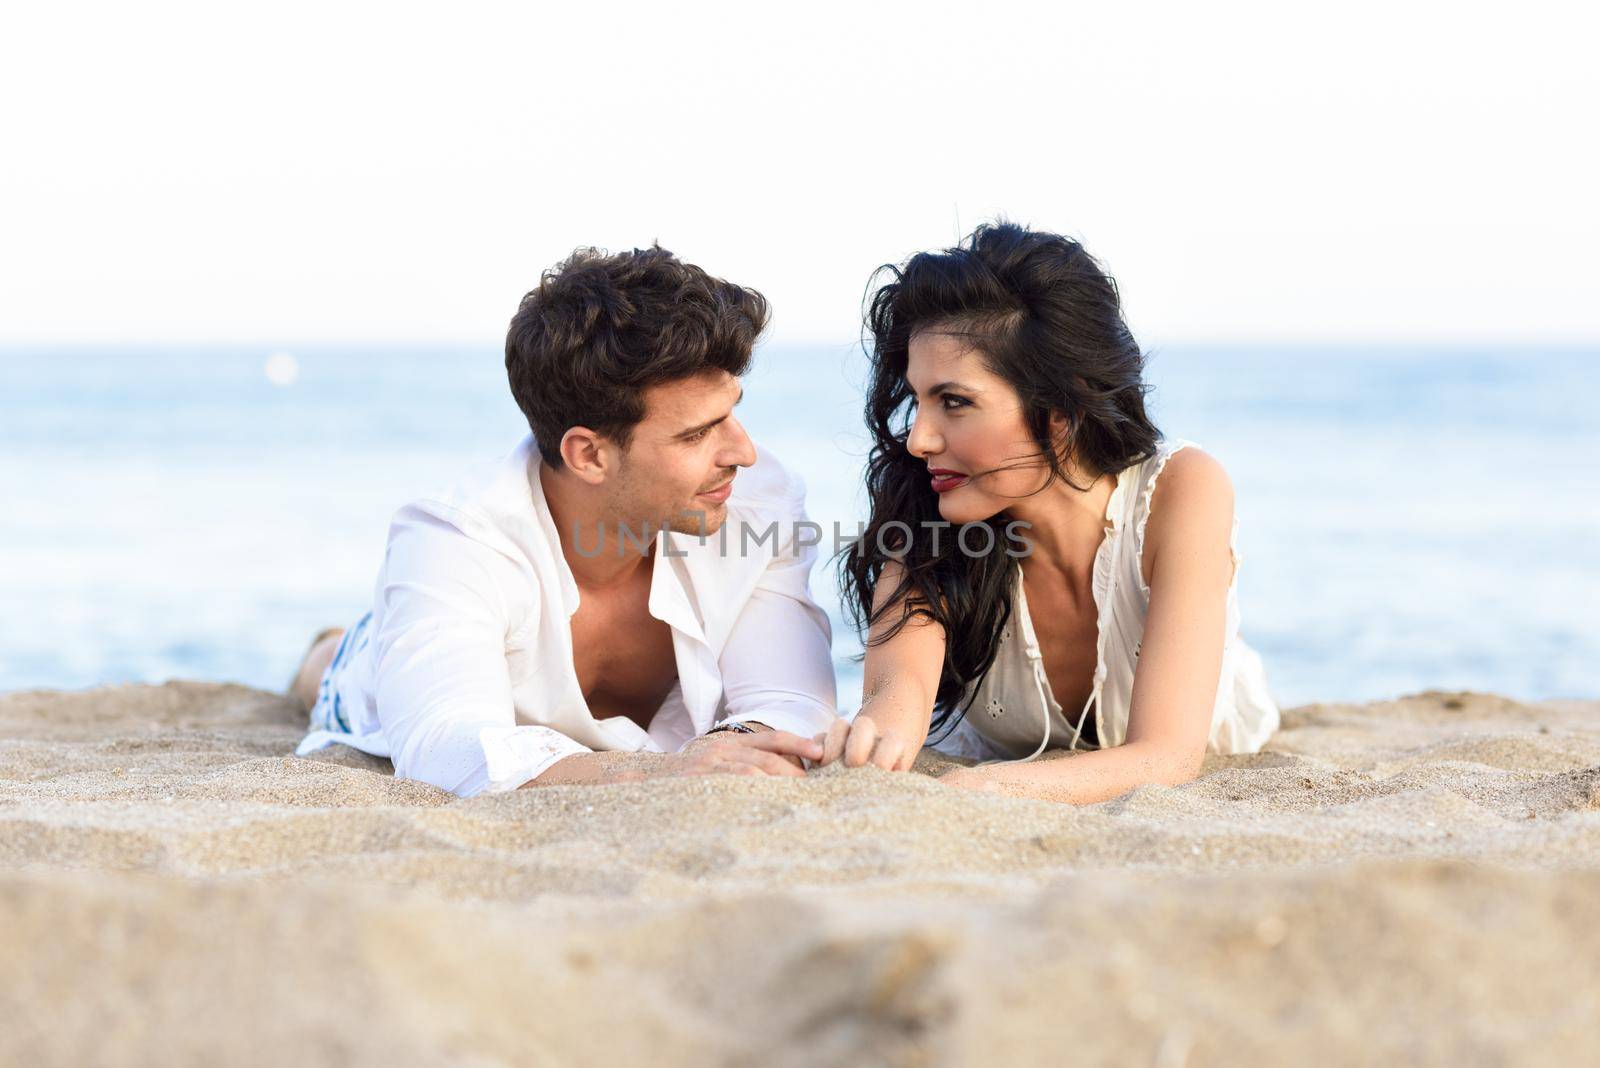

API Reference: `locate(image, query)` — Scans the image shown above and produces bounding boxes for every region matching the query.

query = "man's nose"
[721,414,758,468]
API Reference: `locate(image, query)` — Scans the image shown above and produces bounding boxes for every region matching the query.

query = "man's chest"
[567,583,680,730]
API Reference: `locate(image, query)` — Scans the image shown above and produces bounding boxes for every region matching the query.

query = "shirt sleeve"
[714,473,839,740]
[372,505,590,797]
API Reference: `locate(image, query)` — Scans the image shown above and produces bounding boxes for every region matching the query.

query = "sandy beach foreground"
[3,683,1597,1066]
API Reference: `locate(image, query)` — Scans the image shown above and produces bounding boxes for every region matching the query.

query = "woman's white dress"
[930,438,1280,762]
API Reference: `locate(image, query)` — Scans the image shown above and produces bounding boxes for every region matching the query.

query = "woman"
[815,222,1279,802]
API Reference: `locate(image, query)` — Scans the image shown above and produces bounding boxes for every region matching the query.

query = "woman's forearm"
[947,740,1203,804]
[857,674,936,749]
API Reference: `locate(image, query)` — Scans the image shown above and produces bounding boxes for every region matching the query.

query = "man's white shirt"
[294,434,839,796]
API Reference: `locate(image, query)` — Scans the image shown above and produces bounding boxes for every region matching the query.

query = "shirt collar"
[525,443,708,646]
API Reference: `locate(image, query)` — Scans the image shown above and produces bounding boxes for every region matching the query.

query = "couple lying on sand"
[289,222,1279,804]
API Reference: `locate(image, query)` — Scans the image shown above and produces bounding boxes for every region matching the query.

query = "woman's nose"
[905,407,940,460]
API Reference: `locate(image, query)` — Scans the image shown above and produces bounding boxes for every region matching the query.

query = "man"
[289,245,837,796]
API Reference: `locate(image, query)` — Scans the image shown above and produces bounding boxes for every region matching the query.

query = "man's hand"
[677,727,823,777]
[814,715,916,772]
[685,722,816,770]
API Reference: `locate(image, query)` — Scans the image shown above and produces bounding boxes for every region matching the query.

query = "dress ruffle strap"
[1131,439,1199,592]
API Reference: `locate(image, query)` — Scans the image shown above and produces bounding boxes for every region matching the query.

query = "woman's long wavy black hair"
[837,221,1163,738]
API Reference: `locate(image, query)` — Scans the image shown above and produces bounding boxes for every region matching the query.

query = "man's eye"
[686,427,712,443]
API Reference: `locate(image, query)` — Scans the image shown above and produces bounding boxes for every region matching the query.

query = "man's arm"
[533,731,820,784]
[374,505,820,793]
[716,582,838,737]
[372,506,594,796]
[714,485,840,741]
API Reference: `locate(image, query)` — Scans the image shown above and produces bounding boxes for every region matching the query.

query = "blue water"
[2,345,1596,708]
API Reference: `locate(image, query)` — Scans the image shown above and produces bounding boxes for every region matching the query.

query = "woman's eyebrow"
[915,380,977,397]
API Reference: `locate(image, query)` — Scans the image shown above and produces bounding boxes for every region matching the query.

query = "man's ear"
[558,427,613,485]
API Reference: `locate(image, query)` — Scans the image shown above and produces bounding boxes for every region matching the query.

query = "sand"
[3,683,1598,1066]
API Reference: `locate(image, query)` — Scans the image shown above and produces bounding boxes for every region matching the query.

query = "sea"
[2,344,1596,710]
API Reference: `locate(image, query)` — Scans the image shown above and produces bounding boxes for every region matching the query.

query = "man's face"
[607,370,757,536]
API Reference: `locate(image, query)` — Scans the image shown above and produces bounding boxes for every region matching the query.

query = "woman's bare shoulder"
[1140,446,1235,586]
[1154,446,1234,507]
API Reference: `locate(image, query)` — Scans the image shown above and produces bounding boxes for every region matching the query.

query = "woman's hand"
[816,557,944,774]
[814,715,917,772]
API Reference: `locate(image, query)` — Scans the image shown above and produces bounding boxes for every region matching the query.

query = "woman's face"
[903,329,1065,525]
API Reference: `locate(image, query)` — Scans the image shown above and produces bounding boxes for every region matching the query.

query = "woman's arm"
[817,560,948,771]
[938,739,1203,802]
[941,448,1236,802]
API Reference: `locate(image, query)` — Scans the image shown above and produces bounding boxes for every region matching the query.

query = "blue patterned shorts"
[307,610,373,734]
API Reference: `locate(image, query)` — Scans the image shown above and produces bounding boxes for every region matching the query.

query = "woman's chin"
[935,493,996,528]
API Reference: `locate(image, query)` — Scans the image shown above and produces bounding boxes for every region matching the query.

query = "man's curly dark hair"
[505,244,770,467]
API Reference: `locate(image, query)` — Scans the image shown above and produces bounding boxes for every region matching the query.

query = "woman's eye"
[940,394,970,410]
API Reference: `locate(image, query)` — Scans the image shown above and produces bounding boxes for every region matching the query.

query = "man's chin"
[666,503,728,538]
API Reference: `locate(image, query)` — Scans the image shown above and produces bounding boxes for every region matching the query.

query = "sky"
[3,0,1596,348]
